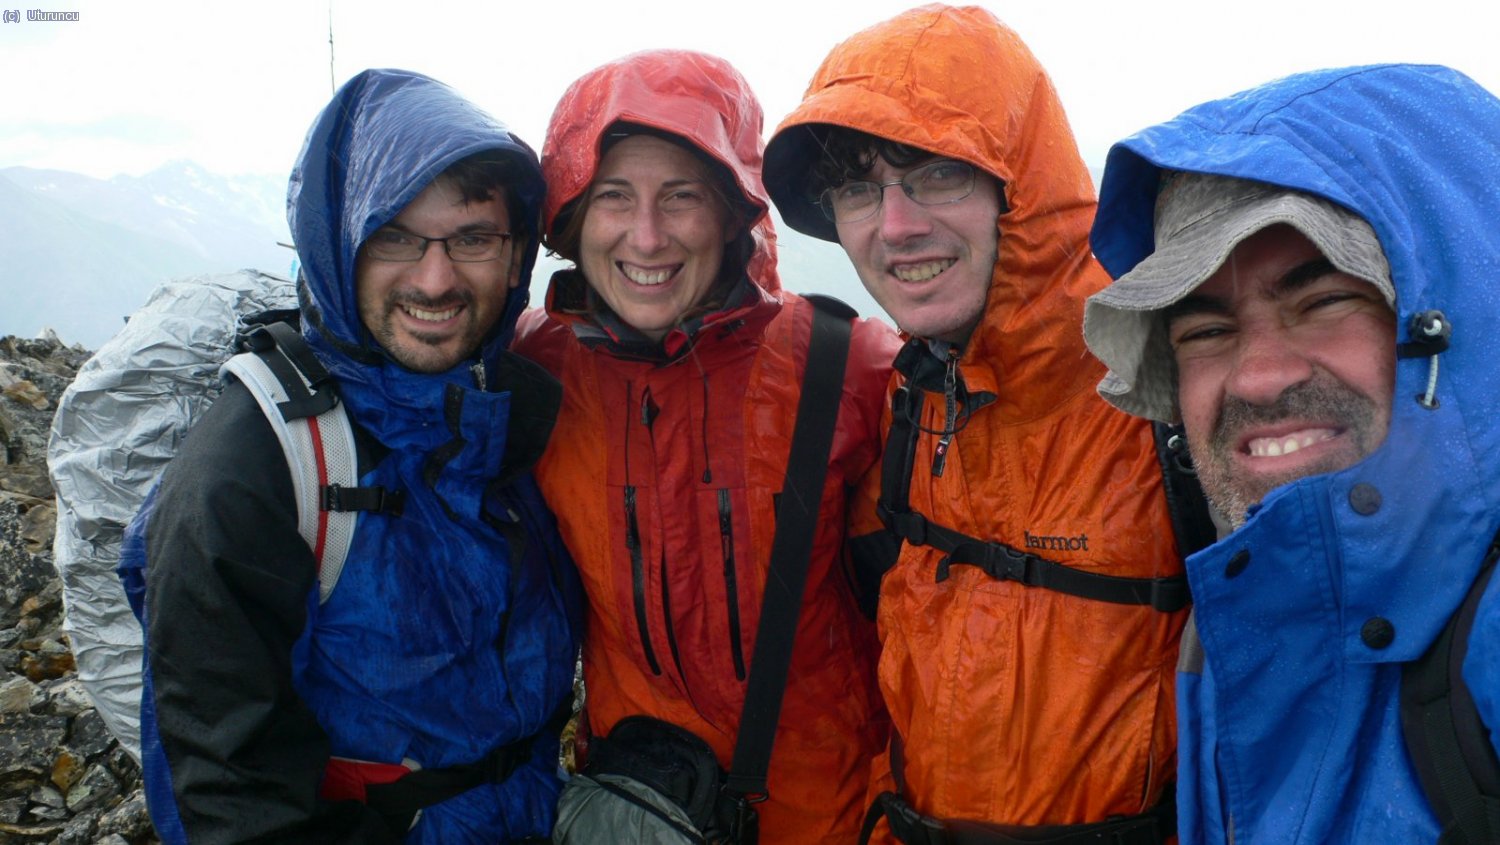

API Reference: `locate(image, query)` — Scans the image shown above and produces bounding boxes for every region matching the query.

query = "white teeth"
[892,260,955,282]
[403,305,460,322]
[1247,429,1337,458]
[621,264,673,286]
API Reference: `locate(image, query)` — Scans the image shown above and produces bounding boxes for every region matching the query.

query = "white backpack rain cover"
[48,269,298,759]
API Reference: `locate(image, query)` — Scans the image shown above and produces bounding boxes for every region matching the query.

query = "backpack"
[1402,540,1500,845]
[48,270,359,761]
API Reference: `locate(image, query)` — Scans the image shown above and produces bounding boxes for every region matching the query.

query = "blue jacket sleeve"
[143,382,401,845]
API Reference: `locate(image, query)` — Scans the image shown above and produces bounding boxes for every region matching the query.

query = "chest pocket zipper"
[718,488,747,680]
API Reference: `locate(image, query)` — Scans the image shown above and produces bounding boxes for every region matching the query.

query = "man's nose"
[877,184,933,244]
[409,240,460,293]
[1225,326,1315,406]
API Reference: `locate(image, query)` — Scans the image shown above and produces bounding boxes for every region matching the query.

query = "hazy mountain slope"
[1,165,292,347]
[1,163,889,347]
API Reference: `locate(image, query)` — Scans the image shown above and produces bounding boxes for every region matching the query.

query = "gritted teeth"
[1246,428,1338,458]
[892,259,956,283]
[619,262,676,286]
[402,304,461,322]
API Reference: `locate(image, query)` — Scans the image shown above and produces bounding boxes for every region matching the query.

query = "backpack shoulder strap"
[873,365,1190,613]
[1402,534,1500,844]
[725,295,853,803]
[221,322,362,604]
[1153,422,1218,558]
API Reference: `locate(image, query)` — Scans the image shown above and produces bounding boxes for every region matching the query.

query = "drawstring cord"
[1417,315,1445,409]
[1397,310,1451,410]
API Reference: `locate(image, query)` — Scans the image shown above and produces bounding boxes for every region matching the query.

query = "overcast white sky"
[3,0,1498,181]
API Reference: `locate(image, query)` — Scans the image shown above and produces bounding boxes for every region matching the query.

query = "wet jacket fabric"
[140,68,579,844]
[512,50,898,843]
[763,5,1187,833]
[1090,63,1500,844]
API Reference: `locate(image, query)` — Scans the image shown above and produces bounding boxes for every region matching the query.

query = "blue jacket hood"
[1092,64,1500,661]
[288,68,545,400]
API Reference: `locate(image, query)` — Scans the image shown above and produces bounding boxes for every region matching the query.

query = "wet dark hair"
[434,151,537,240]
[545,124,759,307]
[805,126,933,200]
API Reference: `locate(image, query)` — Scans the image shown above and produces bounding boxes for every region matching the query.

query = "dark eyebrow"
[1164,292,1230,325]
[1163,257,1339,325]
[374,221,503,236]
[448,222,506,234]
[1276,258,1337,294]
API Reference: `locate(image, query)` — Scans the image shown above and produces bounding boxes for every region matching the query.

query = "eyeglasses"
[818,159,977,225]
[363,229,513,263]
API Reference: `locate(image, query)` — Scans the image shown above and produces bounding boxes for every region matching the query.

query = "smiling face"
[1167,224,1396,526]
[355,177,520,373]
[833,153,1002,345]
[577,134,736,341]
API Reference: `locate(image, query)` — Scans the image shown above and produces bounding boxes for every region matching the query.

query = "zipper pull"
[931,349,959,477]
[470,359,487,391]
[640,386,658,429]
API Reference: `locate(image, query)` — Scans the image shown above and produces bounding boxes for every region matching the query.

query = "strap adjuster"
[321,483,405,516]
[889,511,928,546]
[877,791,949,845]
[1149,577,1191,613]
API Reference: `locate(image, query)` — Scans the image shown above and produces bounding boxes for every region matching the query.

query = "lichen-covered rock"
[0,713,67,787]
[67,711,115,763]
[0,333,158,843]
[56,805,107,845]
[0,501,54,631]
[65,764,121,814]
[0,675,38,713]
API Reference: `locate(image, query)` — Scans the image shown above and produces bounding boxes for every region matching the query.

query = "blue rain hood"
[1091,64,1500,842]
[288,68,546,428]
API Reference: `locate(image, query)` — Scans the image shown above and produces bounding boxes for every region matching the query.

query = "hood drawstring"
[470,359,487,391]
[1397,310,1452,410]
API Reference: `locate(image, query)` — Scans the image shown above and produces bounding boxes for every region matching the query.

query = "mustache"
[388,289,474,310]
[1209,378,1380,451]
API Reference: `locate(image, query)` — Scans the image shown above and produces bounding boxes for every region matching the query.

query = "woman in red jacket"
[513,50,898,842]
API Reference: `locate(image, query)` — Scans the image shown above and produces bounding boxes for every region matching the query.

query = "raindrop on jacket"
[514,49,901,843]
[1090,62,1500,845]
[763,4,1188,834]
[140,68,580,844]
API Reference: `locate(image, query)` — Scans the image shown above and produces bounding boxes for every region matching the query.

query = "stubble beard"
[1191,377,1384,530]
[370,288,483,374]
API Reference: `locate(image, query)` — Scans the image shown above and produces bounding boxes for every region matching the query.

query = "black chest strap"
[876,383,1191,613]
[860,786,1175,845]
[1401,532,1500,845]
[362,700,573,835]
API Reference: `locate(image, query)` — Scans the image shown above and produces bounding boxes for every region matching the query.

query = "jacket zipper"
[636,385,689,685]
[718,488,747,680]
[623,380,662,677]
[624,484,661,676]
[932,348,960,477]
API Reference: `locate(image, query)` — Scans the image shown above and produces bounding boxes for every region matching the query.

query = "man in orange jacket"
[763,6,1200,843]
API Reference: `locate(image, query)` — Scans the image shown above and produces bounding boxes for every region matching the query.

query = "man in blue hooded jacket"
[1081,64,1500,844]
[137,69,578,843]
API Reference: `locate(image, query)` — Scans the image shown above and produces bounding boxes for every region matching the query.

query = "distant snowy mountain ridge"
[0,162,877,349]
